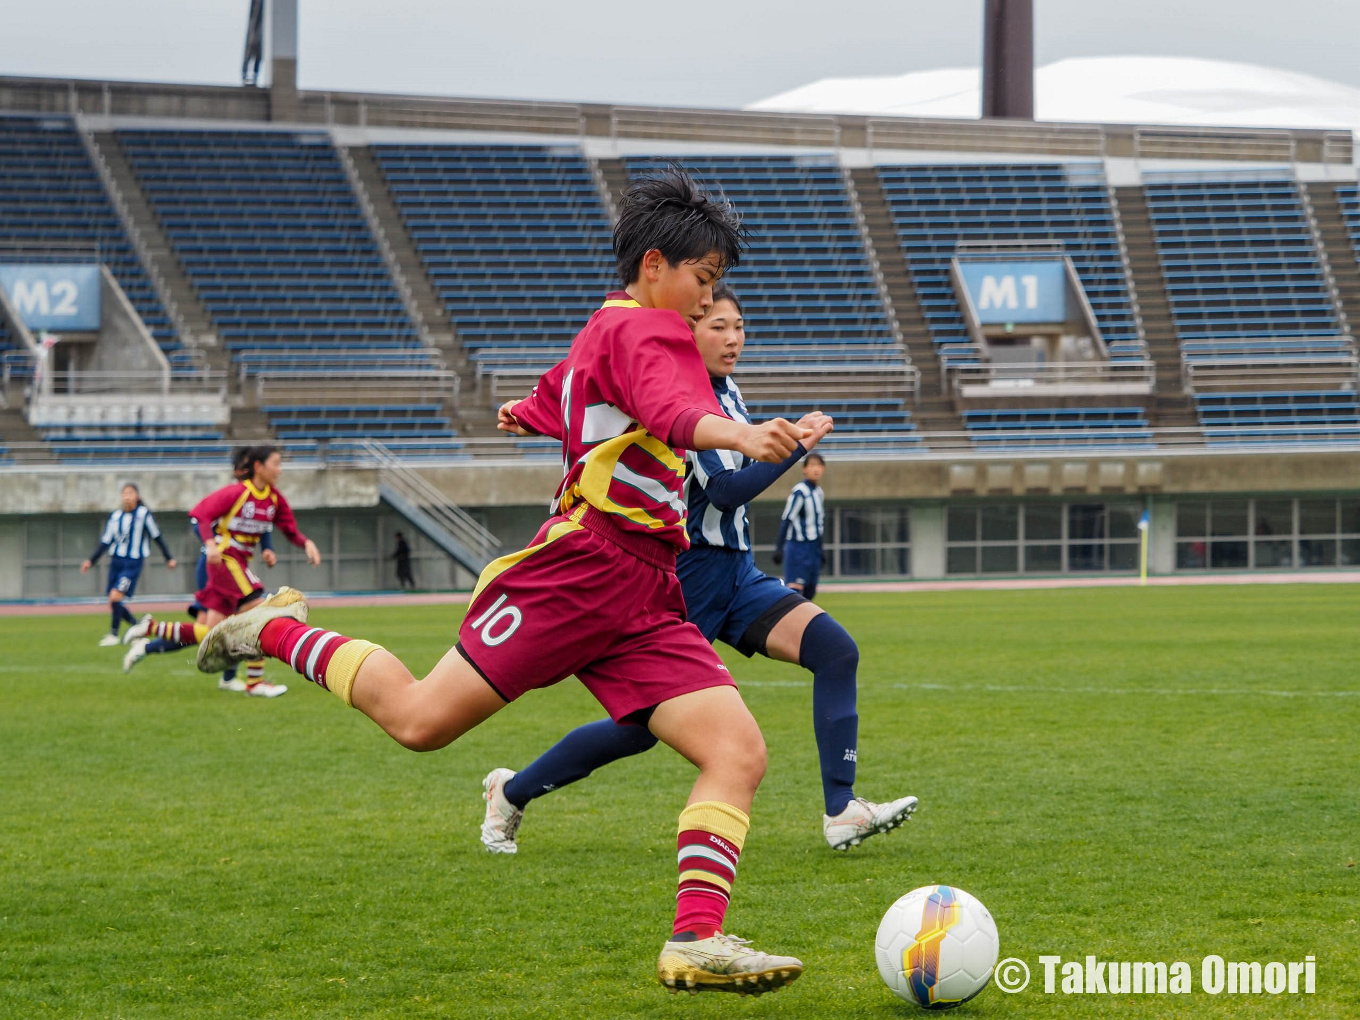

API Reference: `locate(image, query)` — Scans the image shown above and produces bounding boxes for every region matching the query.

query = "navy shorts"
[678,545,805,657]
[782,540,822,590]
[107,557,142,599]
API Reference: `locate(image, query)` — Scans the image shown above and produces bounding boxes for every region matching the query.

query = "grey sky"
[1,1,1357,109]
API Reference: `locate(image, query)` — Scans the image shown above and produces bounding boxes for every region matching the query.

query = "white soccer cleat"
[122,614,153,645]
[480,767,523,854]
[98,634,121,647]
[245,681,288,698]
[823,795,919,851]
[657,933,803,996]
[197,587,308,674]
[218,677,247,692]
[122,638,149,673]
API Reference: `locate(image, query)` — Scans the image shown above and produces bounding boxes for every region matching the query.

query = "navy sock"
[110,605,122,634]
[503,718,659,809]
[222,665,237,682]
[800,612,859,816]
[116,602,137,627]
[145,638,183,654]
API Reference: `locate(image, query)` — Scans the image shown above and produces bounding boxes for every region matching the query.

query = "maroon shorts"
[457,505,735,722]
[196,557,264,617]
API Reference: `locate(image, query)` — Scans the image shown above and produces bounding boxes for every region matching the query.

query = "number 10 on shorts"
[469,593,523,646]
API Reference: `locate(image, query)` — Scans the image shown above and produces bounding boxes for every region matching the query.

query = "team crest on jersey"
[242,502,256,518]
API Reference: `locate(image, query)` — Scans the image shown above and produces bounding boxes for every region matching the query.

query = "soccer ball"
[875,885,999,1009]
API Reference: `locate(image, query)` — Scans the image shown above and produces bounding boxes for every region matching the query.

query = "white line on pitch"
[740,679,1360,698]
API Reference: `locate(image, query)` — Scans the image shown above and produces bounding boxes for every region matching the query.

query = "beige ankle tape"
[324,639,384,707]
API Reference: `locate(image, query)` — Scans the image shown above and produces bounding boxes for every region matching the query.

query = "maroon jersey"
[191,480,308,567]
[512,293,725,550]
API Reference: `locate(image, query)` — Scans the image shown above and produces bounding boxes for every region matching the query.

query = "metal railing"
[357,439,502,568]
[250,368,459,409]
[9,424,1360,471]
[1183,355,1360,393]
[32,368,227,397]
[946,359,1157,396]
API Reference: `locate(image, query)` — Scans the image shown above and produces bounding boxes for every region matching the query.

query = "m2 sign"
[0,264,101,331]
[957,260,1066,325]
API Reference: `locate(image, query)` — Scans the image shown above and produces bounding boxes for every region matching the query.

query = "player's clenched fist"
[739,418,812,463]
[796,410,835,451]
[497,400,533,436]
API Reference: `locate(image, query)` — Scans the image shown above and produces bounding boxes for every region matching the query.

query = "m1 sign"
[956,259,1066,324]
[0,264,101,331]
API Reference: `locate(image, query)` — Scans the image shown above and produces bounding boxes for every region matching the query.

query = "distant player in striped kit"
[123,445,319,697]
[480,285,916,856]
[774,454,826,600]
[82,483,177,646]
[194,169,810,996]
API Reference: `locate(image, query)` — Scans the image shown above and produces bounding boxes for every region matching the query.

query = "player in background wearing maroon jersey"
[123,445,320,697]
[198,168,812,996]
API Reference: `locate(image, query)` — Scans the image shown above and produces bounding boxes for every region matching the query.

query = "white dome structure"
[747,56,1360,138]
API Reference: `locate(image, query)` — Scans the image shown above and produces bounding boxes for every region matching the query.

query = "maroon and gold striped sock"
[259,617,383,706]
[674,801,750,940]
[150,620,209,644]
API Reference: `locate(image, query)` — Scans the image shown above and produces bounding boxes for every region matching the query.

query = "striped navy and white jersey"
[99,505,163,561]
[781,480,825,543]
[685,376,754,551]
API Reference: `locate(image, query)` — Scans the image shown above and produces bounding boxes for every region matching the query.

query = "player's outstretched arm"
[698,412,834,512]
[692,414,811,464]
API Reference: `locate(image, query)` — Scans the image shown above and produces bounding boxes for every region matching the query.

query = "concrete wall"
[6,506,471,600]
[78,267,168,381]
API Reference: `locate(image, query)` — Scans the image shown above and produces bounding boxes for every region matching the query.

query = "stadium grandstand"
[1,19,1358,595]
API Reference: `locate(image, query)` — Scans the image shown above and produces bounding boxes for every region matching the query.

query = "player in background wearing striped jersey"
[481,285,917,854]
[123,445,318,698]
[81,483,177,646]
[195,168,810,996]
[774,455,826,600]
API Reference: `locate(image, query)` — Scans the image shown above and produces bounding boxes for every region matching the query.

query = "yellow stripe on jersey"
[222,555,256,595]
[568,430,686,531]
[599,298,641,309]
[216,489,252,553]
[469,506,587,605]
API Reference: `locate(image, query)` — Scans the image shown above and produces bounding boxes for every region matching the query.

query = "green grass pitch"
[2,586,1357,1018]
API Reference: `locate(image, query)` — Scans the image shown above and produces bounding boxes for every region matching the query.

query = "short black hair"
[805,453,825,466]
[711,282,743,315]
[614,165,748,286]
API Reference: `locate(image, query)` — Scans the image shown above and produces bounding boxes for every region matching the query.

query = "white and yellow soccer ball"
[875,884,999,1009]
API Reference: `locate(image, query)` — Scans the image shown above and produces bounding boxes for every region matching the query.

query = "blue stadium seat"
[0,114,177,351]
[876,162,1141,364]
[119,128,426,374]
[960,406,1153,449]
[373,144,615,378]
[628,156,902,370]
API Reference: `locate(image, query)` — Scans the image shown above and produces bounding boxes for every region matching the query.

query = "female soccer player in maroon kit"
[198,168,811,996]
[123,445,320,697]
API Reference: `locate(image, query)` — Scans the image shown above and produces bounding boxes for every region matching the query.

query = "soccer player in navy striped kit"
[774,455,826,600]
[82,483,176,646]
[481,285,918,854]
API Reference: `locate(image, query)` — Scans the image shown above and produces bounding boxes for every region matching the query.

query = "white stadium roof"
[747,56,1360,140]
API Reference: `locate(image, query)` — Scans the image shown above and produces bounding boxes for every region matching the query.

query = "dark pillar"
[981,0,1034,120]
[270,0,299,122]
